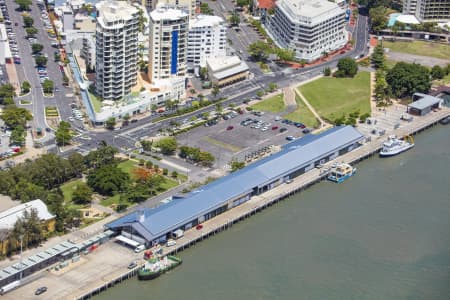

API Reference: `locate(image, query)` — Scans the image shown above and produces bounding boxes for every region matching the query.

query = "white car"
[134,245,145,253]
[261,126,269,132]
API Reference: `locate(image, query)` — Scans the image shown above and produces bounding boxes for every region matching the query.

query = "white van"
[166,240,176,247]
[134,245,145,253]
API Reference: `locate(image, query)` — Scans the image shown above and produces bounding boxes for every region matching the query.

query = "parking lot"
[176,109,310,168]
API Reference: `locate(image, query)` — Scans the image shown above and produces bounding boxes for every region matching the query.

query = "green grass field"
[434,73,450,85]
[60,179,85,209]
[284,95,319,128]
[117,160,138,175]
[298,71,371,122]
[160,177,179,190]
[250,93,285,113]
[383,40,450,60]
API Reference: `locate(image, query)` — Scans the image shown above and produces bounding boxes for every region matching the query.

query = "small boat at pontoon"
[137,255,182,280]
[379,135,414,157]
[327,163,356,183]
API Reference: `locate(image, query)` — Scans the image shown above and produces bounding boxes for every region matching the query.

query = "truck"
[171,229,184,240]
[0,280,21,295]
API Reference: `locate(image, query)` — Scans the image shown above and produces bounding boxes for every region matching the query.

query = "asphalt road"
[6,0,76,144]
[12,3,369,166]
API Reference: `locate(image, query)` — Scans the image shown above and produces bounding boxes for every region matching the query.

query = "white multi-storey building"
[158,0,196,19]
[403,0,450,22]
[95,0,139,101]
[403,0,418,14]
[148,5,189,83]
[266,0,347,62]
[187,15,227,70]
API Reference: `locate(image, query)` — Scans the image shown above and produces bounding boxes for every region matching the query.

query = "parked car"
[286,136,295,141]
[134,245,145,253]
[226,125,234,131]
[279,127,287,133]
[271,126,279,130]
[128,261,137,269]
[35,287,47,295]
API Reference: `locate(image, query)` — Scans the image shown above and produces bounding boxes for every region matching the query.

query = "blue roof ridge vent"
[288,145,301,150]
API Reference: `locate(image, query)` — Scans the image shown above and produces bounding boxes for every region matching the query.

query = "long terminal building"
[106,126,364,247]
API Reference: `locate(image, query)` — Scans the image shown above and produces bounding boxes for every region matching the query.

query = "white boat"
[327,163,356,183]
[379,135,414,157]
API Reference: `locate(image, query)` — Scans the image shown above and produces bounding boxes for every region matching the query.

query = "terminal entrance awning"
[115,235,140,248]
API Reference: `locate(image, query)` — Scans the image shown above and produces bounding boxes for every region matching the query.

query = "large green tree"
[431,65,445,80]
[21,81,31,94]
[248,41,272,61]
[105,117,116,130]
[42,79,54,94]
[335,57,358,77]
[72,182,93,205]
[386,62,431,98]
[87,165,130,196]
[374,70,391,105]
[15,0,32,11]
[155,137,177,155]
[23,15,34,27]
[369,7,387,33]
[35,55,47,67]
[67,153,85,177]
[371,44,386,69]
[55,121,72,146]
[211,84,220,98]
[0,84,16,105]
[25,27,38,38]
[1,105,32,128]
[85,143,118,169]
[11,208,44,251]
[276,48,295,62]
[31,43,44,54]
[229,13,240,26]
[10,125,26,146]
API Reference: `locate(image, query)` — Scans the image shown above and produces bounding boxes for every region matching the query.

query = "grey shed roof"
[213,62,249,80]
[106,126,364,242]
[0,240,78,281]
[409,93,443,110]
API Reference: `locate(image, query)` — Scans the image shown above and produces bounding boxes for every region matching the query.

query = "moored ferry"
[327,163,356,183]
[137,255,182,281]
[379,135,414,157]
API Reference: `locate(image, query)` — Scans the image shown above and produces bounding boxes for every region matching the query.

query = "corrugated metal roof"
[107,126,364,241]
[0,240,79,282]
[0,200,55,230]
[213,62,249,80]
[408,93,443,110]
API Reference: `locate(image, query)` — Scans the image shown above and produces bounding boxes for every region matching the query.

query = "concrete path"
[386,51,450,67]
[282,87,297,114]
[4,63,20,94]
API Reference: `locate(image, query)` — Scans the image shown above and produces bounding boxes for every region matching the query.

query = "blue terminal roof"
[106,126,364,241]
